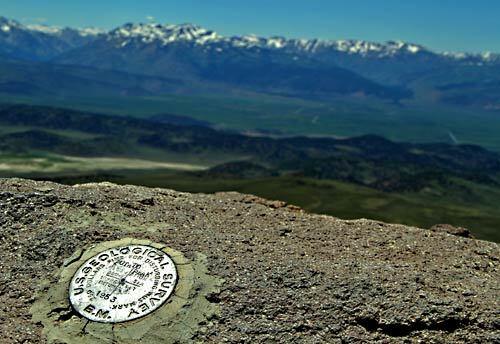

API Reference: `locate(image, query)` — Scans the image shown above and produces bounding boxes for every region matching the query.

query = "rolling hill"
[0,104,499,241]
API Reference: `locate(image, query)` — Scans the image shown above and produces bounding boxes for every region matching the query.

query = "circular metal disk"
[69,245,177,323]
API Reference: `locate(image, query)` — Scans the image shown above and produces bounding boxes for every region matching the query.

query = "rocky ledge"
[0,178,498,343]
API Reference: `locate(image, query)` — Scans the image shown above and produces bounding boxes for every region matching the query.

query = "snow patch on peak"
[221,34,429,58]
[442,51,467,59]
[407,44,421,53]
[27,23,104,37]
[441,51,500,64]
[0,17,23,32]
[481,51,500,62]
[266,38,428,57]
[110,22,222,46]
[75,27,105,37]
[242,34,259,43]
[27,24,63,34]
[267,37,287,49]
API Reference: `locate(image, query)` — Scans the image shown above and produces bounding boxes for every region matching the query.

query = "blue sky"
[1,0,499,53]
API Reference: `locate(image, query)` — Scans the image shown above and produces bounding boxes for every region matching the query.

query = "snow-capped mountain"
[109,23,221,46]
[52,21,494,86]
[105,22,446,57]
[101,22,498,62]
[2,15,498,65]
[2,16,498,68]
[53,21,411,100]
[441,51,500,65]
[0,16,101,60]
[1,17,499,105]
[26,24,103,37]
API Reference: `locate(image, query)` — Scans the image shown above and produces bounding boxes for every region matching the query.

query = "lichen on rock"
[0,178,499,343]
[30,238,223,344]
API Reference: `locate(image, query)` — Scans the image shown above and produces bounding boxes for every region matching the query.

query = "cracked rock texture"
[0,178,499,343]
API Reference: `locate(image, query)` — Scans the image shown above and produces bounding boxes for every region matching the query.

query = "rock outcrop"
[0,178,498,343]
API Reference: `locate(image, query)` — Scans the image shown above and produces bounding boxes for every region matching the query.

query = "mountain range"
[1,16,500,105]
[2,17,498,65]
[0,17,100,60]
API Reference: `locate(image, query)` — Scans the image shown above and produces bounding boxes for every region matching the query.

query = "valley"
[0,104,499,242]
[2,91,500,152]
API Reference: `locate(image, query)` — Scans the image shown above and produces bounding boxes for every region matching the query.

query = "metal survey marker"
[68,245,178,323]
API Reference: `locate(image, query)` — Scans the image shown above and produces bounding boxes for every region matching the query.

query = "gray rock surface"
[0,178,499,343]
